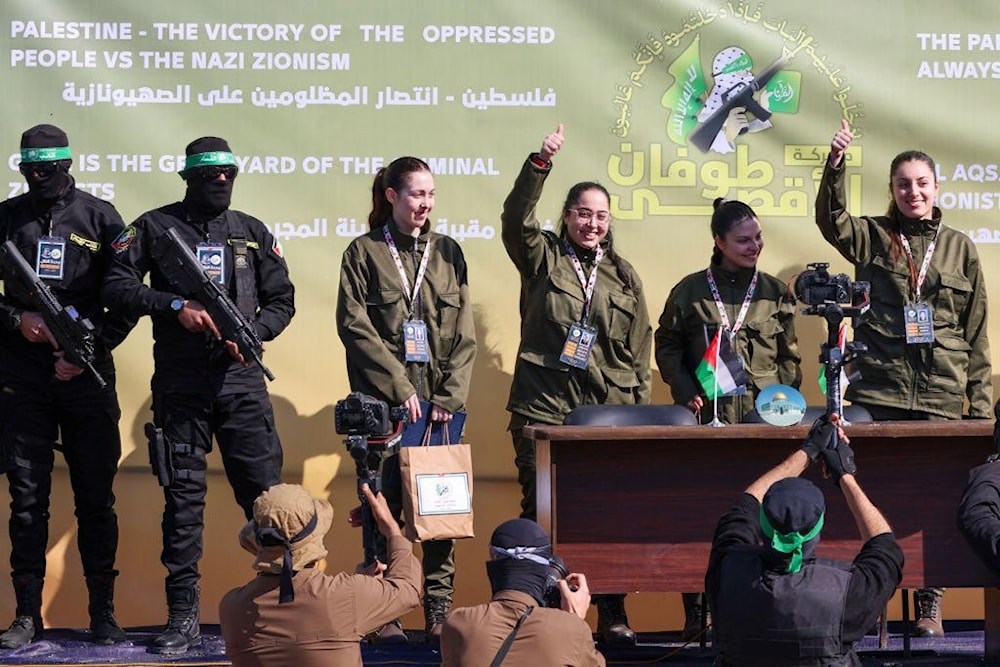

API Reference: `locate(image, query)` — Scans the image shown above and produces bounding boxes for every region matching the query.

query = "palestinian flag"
[696,328,748,399]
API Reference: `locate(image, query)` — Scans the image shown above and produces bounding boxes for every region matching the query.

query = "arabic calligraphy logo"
[662,39,801,154]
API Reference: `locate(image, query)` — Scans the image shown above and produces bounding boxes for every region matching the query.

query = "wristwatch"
[169,297,184,313]
[9,309,22,331]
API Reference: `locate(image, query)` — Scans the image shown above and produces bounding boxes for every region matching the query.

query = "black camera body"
[543,554,572,609]
[334,392,407,499]
[792,262,871,419]
[335,392,409,567]
[794,262,868,307]
[334,392,407,439]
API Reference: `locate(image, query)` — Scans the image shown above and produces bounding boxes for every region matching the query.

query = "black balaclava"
[760,477,826,573]
[485,518,552,604]
[20,124,74,204]
[180,136,237,219]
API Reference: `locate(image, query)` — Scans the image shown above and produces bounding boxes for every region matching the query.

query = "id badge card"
[403,319,430,362]
[36,237,66,280]
[196,243,225,285]
[904,302,934,344]
[559,322,598,369]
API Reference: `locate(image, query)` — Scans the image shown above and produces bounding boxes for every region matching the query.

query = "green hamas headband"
[20,146,72,163]
[178,151,236,178]
[759,506,825,574]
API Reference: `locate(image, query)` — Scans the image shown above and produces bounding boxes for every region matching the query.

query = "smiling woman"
[654,197,800,426]
[816,119,992,422]
[500,124,651,645]
[816,118,994,641]
[335,155,477,644]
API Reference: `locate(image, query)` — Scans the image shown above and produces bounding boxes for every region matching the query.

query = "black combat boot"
[424,595,452,645]
[681,592,712,642]
[150,586,201,654]
[86,573,127,645]
[0,575,43,648]
[595,593,636,645]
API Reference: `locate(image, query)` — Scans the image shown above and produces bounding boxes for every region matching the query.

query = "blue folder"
[399,402,467,446]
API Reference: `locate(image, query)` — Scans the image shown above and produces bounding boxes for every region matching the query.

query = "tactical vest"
[714,545,857,667]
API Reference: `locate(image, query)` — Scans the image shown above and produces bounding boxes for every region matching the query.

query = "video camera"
[791,263,871,419]
[334,392,408,495]
[335,392,408,566]
[793,262,870,312]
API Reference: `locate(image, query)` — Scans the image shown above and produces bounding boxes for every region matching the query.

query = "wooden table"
[527,420,1000,653]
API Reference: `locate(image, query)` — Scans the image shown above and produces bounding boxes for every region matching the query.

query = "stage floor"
[0,622,991,666]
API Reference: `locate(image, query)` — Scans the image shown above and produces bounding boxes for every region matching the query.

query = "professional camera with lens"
[792,262,871,419]
[794,262,867,307]
[335,392,406,439]
[543,554,578,609]
[335,392,409,566]
[334,392,408,494]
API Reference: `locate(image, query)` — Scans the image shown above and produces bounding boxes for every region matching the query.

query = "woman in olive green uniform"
[655,198,801,426]
[336,157,477,645]
[502,125,651,645]
[816,119,992,638]
[655,197,801,639]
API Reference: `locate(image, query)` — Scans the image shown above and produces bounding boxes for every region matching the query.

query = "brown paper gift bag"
[399,427,474,542]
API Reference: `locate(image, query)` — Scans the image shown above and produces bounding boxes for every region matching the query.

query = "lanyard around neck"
[706,267,758,335]
[383,225,432,310]
[563,240,604,321]
[898,226,939,301]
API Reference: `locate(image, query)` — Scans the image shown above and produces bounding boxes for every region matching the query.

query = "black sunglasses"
[19,161,63,176]
[192,165,238,181]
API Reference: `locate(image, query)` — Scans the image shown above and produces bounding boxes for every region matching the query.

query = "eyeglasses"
[19,161,63,176]
[571,207,611,223]
[192,165,238,181]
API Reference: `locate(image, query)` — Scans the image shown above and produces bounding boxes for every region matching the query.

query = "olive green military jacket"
[654,262,801,424]
[501,157,652,424]
[336,223,476,414]
[816,162,992,418]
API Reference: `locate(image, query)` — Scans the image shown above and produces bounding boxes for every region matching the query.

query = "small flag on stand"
[696,329,748,400]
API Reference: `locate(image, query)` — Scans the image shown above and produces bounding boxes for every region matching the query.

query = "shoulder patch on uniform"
[111,226,137,253]
[271,237,283,258]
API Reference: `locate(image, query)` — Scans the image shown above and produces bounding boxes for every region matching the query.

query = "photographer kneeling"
[219,483,421,666]
[441,519,606,666]
[706,415,903,666]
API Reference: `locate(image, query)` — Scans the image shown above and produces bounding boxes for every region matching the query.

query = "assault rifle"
[0,240,106,388]
[150,226,275,381]
[689,53,788,153]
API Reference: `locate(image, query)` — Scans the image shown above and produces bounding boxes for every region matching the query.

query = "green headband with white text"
[20,146,72,163]
[179,151,237,178]
[759,506,825,574]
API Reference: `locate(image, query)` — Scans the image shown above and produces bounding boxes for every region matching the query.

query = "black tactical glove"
[800,414,836,463]
[821,436,857,486]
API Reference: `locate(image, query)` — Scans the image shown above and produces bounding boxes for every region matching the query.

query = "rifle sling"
[225,211,257,321]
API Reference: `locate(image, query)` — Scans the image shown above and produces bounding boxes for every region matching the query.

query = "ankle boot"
[151,586,201,655]
[86,573,127,645]
[914,589,944,638]
[424,596,452,645]
[0,575,43,649]
[595,594,636,645]
[681,592,712,641]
